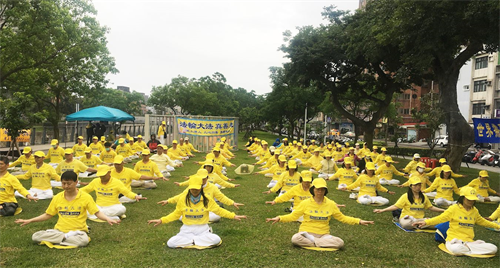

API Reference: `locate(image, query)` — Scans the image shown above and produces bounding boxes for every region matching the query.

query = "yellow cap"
[51,139,58,145]
[101,136,106,141]
[460,186,479,200]
[336,145,342,148]
[142,149,150,155]
[293,141,297,145]
[212,147,220,152]
[384,156,394,163]
[439,158,447,163]
[129,138,134,142]
[366,162,376,170]
[188,175,204,190]
[312,178,327,189]
[34,151,45,157]
[92,136,98,140]
[261,141,268,145]
[196,169,209,178]
[22,147,32,154]
[203,160,214,167]
[84,148,92,153]
[373,146,378,150]
[417,162,426,168]
[288,160,297,169]
[278,155,287,162]
[283,138,288,141]
[344,157,353,165]
[479,170,489,177]
[159,144,168,150]
[413,153,420,159]
[137,135,143,138]
[113,155,124,164]
[314,148,321,152]
[118,138,125,144]
[300,170,313,182]
[441,165,452,172]
[302,146,308,150]
[172,140,178,144]
[96,165,111,176]
[311,140,316,143]
[221,137,226,141]
[345,142,350,146]
[327,144,333,149]
[162,121,166,125]
[381,147,387,151]
[206,153,214,159]
[408,177,422,186]
[64,148,73,154]
[324,152,332,158]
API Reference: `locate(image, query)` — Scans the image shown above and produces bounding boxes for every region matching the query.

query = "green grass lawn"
[1,130,499,267]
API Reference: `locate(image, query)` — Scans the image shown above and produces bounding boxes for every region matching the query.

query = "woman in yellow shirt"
[264,160,300,196]
[342,162,395,205]
[414,187,500,255]
[266,178,374,249]
[466,170,500,203]
[373,177,444,229]
[422,165,460,207]
[258,155,287,189]
[148,175,246,248]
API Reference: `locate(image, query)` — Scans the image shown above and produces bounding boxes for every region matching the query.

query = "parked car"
[475,143,492,149]
[435,135,448,147]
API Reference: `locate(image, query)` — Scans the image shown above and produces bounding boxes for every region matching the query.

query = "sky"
[92,0,360,96]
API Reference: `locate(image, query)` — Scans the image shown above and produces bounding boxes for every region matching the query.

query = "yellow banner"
[0,129,31,142]
[177,118,234,136]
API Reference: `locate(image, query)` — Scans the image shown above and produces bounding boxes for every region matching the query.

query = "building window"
[404,94,410,100]
[473,80,487,92]
[472,103,485,115]
[475,56,488,69]
[402,108,410,115]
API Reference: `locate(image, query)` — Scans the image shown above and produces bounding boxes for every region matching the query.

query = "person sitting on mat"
[15,171,119,248]
[413,186,500,256]
[148,175,246,248]
[465,170,500,203]
[266,178,374,249]
[422,165,460,207]
[373,177,444,229]
[0,156,38,216]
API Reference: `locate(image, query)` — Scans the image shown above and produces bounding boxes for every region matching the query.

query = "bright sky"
[92,0,360,96]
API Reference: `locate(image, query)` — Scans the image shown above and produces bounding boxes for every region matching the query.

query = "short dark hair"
[104,142,111,147]
[61,171,78,182]
[0,156,9,165]
[309,186,328,196]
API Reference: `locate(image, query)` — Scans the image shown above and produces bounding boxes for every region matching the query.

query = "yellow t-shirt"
[81,177,136,207]
[375,164,405,180]
[9,154,35,171]
[207,172,235,188]
[130,143,144,153]
[134,160,162,177]
[270,171,301,193]
[330,168,358,187]
[394,193,432,219]
[466,178,497,198]
[422,178,460,201]
[72,144,87,157]
[346,174,388,197]
[279,197,360,234]
[135,140,148,150]
[88,142,104,155]
[374,153,387,166]
[18,163,60,190]
[110,167,141,190]
[168,183,234,206]
[161,194,235,225]
[100,150,117,164]
[0,172,30,203]
[80,155,102,168]
[425,204,500,242]
[257,164,287,181]
[274,183,312,207]
[47,147,65,163]
[55,160,89,175]
[115,144,133,157]
[46,190,99,233]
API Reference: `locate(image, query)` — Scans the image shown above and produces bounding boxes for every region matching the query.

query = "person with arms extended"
[0,156,38,216]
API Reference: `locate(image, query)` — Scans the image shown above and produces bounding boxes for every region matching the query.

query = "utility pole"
[303,103,308,142]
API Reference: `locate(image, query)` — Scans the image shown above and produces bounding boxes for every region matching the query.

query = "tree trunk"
[438,76,474,171]
[362,123,376,148]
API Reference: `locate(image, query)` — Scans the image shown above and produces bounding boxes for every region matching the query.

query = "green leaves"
[0,92,47,139]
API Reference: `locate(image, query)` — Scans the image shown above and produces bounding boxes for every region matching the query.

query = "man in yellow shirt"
[115,138,134,163]
[81,166,146,221]
[79,148,102,178]
[129,138,144,155]
[178,138,195,158]
[88,136,104,155]
[150,145,180,177]
[8,147,35,175]
[47,139,65,168]
[133,149,168,189]
[168,140,188,161]
[72,136,87,158]
[53,149,97,187]
[15,171,119,247]
[100,142,117,164]
[375,156,406,185]
[402,153,421,173]
[374,147,388,166]
[15,151,60,200]
[184,137,200,154]
[112,156,161,203]
[466,170,500,203]
[1,156,38,216]
[135,135,147,150]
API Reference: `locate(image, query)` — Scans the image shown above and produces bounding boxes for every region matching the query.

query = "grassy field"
[1,130,499,267]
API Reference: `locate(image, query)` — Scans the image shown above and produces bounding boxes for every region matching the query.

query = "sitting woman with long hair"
[148,175,246,248]
[373,177,444,229]
[413,187,500,255]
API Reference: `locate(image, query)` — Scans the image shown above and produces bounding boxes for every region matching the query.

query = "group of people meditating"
[1,135,499,257]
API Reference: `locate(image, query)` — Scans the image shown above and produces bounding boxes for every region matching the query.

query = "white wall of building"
[457,60,471,118]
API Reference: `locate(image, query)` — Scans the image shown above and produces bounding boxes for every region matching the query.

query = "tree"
[280,8,416,148]
[82,88,146,116]
[364,0,499,169]
[0,92,46,158]
[1,0,117,139]
[411,91,445,154]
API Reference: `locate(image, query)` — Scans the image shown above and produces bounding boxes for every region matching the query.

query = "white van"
[435,135,448,147]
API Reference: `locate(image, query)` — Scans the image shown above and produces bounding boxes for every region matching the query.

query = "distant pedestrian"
[85,122,95,146]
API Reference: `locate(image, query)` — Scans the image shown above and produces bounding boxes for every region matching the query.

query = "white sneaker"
[349,193,358,199]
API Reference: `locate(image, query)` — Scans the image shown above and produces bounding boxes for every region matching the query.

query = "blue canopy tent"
[66,106,135,122]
